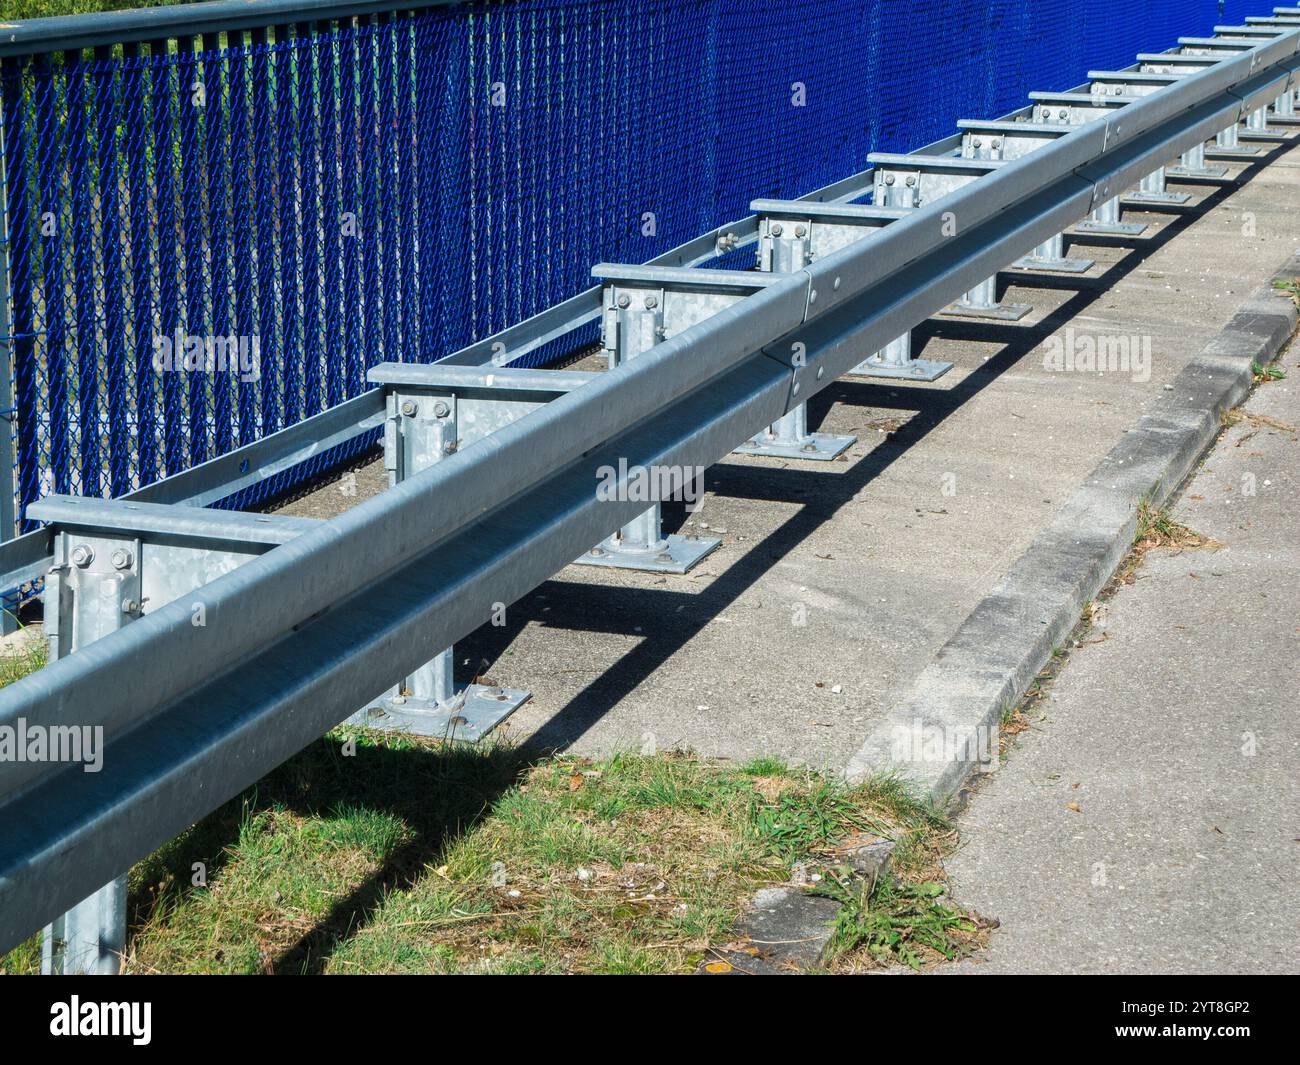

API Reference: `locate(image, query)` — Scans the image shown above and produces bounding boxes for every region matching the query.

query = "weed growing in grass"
[1271,277,1300,307]
[748,779,879,860]
[1252,359,1287,383]
[818,872,981,971]
[1132,500,1221,553]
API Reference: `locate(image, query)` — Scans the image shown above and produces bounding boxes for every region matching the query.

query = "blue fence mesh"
[0,0,1231,533]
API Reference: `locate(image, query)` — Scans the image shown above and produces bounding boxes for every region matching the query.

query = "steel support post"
[1013,229,1094,273]
[1206,117,1261,157]
[958,121,1093,275]
[0,77,20,636]
[575,282,721,572]
[42,875,126,976]
[735,401,856,459]
[1239,104,1290,141]
[39,529,139,974]
[848,331,936,378]
[750,199,953,384]
[943,273,1032,321]
[868,153,1033,323]
[1074,194,1148,236]
[734,216,857,458]
[351,382,530,738]
[1167,138,1230,179]
[30,497,318,971]
[1122,165,1192,206]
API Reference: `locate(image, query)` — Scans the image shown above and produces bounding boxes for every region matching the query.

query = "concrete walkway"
[946,355,1300,974]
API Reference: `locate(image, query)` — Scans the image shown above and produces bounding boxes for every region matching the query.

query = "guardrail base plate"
[1012,255,1094,274]
[734,431,856,461]
[1072,219,1148,236]
[1238,128,1295,142]
[939,301,1031,322]
[355,685,530,742]
[1121,190,1192,207]
[1166,163,1230,180]
[846,357,954,382]
[573,533,721,574]
[1205,145,1261,159]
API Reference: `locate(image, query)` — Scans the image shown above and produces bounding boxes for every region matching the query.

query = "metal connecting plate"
[847,356,954,381]
[573,533,721,574]
[734,431,856,461]
[355,684,530,741]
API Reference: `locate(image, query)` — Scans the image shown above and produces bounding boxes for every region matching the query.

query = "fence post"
[0,58,21,635]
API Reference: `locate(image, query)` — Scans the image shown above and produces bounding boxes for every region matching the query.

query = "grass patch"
[0,625,46,689]
[1,735,983,975]
[0,626,47,973]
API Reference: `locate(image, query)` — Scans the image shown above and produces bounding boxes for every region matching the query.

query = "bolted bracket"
[865,154,1032,324]
[954,121,1095,276]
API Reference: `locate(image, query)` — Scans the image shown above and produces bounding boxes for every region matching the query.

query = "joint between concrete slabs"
[844,256,1300,801]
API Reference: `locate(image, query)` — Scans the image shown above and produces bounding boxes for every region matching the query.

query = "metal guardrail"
[1,9,1298,970]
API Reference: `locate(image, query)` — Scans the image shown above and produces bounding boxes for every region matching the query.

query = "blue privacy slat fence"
[0,0,1226,539]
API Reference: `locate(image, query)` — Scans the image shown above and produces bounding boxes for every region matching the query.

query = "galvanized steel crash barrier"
[1,1,1299,972]
[0,0,1246,600]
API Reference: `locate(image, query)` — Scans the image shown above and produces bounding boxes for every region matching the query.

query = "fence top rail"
[0,0,456,58]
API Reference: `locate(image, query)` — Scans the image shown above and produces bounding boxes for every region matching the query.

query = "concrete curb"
[844,254,1300,802]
